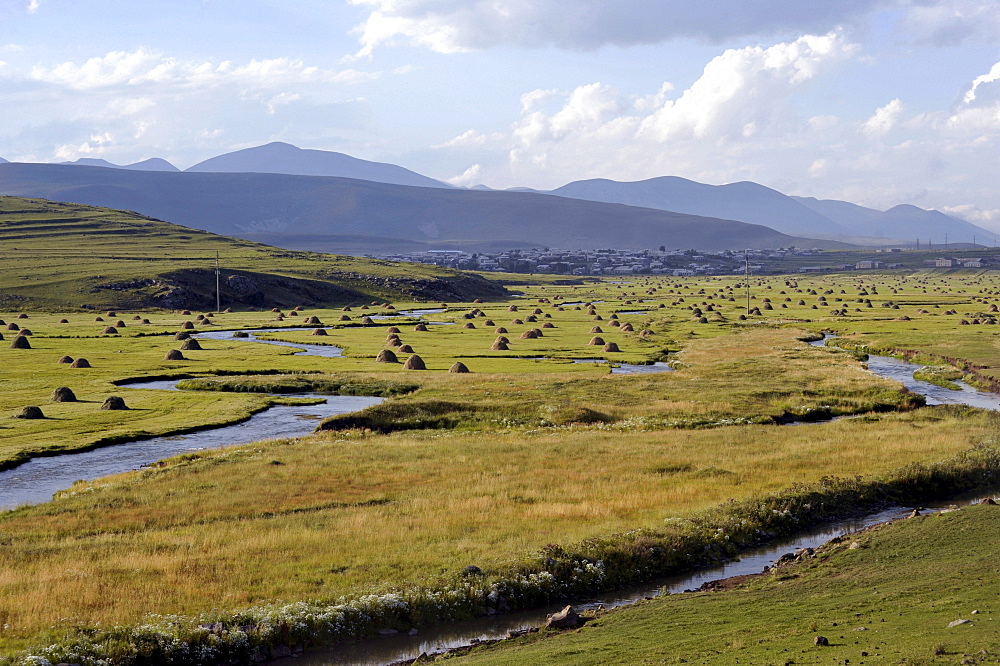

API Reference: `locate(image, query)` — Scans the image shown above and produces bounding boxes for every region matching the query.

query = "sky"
[1,0,999,230]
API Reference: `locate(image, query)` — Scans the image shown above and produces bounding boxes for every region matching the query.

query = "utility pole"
[744,250,751,315]
[215,251,221,313]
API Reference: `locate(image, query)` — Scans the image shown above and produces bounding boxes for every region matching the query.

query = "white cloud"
[437,129,505,148]
[54,132,115,160]
[943,204,1000,223]
[862,98,904,138]
[29,49,373,91]
[964,60,1000,104]
[448,163,483,186]
[901,0,1000,47]
[26,0,39,14]
[348,0,886,55]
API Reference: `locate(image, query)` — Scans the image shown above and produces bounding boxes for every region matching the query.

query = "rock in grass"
[102,396,129,410]
[545,605,581,629]
[51,387,77,402]
[15,405,44,419]
[948,619,972,628]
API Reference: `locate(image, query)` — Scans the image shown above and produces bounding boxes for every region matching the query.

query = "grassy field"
[452,503,1000,665]
[6,225,1000,663]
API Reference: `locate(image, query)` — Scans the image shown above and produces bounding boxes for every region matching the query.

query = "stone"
[545,605,581,629]
[814,635,829,646]
[271,645,292,658]
[948,619,972,628]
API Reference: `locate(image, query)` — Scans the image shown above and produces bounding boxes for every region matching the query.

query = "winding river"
[2,327,999,665]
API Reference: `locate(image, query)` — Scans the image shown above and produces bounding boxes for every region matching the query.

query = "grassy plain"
[4,263,1000,661]
[453,503,1000,665]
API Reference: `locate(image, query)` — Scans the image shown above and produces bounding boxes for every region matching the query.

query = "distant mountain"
[186,141,452,189]
[793,197,992,245]
[0,157,8,165]
[59,157,180,172]
[548,177,845,236]
[0,163,845,253]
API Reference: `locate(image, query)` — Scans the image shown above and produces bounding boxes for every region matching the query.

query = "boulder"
[545,605,581,629]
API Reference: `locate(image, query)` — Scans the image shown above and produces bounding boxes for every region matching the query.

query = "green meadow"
[4,198,1000,663]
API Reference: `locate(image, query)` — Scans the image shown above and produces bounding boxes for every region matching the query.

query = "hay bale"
[532,308,543,314]
[164,349,185,360]
[495,327,508,334]
[403,354,426,370]
[7,323,19,331]
[102,395,129,410]
[463,322,476,329]
[519,330,538,339]
[101,326,118,335]
[639,329,654,338]
[311,328,328,336]
[511,318,524,325]
[57,355,73,364]
[386,335,402,346]
[542,322,555,328]
[338,314,351,321]
[15,405,44,419]
[495,336,510,344]
[593,315,604,321]
[10,335,30,349]
[602,342,621,352]
[59,318,69,324]
[115,320,127,327]
[181,310,191,315]
[51,387,77,402]
[132,315,142,320]
[271,308,281,313]
[490,340,509,351]
[414,323,428,331]
[508,305,518,312]
[181,321,195,330]
[180,338,202,351]
[375,349,399,363]
[609,320,620,327]
[360,316,374,325]
[174,331,191,340]
[342,306,352,312]
[449,361,471,373]
[525,315,538,322]
[386,326,401,334]
[304,316,321,325]
[141,319,151,324]
[620,323,634,332]
[293,306,304,312]
[609,313,619,320]
[588,336,605,346]
[484,319,495,326]
[17,313,28,319]
[590,326,603,333]
[18,328,31,336]
[70,358,91,368]
[473,298,483,304]
[398,344,415,353]
[532,328,544,337]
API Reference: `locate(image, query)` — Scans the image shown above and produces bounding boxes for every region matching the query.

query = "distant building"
[855,260,885,269]
[934,258,957,267]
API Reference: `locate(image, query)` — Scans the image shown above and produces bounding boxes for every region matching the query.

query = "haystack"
[102,396,129,410]
[511,318,524,325]
[463,322,476,329]
[403,354,426,370]
[180,339,202,350]
[414,323,428,331]
[508,305,518,312]
[542,322,555,328]
[490,340,509,351]
[495,336,510,344]
[164,350,185,360]
[531,328,544,337]
[7,323,19,331]
[57,355,73,364]
[16,406,44,419]
[375,349,399,363]
[18,328,31,336]
[484,320,495,326]
[132,315,142,320]
[115,320,127,327]
[386,326,401,334]
[141,319,151,324]
[398,344,415,353]
[495,327,508,334]
[70,358,91,368]
[519,330,538,339]
[101,326,118,335]
[473,298,483,304]
[532,308,543,315]
[10,335,30,349]
[449,362,471,373]
[271,308,281,313]
[592,315,604,321]
[602,342,621,352]
[386,335,402,346]
[360,317,374,325]
[288,311,298,317]
[181,310,191,315]
[590,326,603,333]
[620,323,634,332]
[59,318,69,324]
[174,331,191,340]
[51,387,77,402]
[293,306,304,311]
[525,315,537,322]
[304,316,321,325]
[588,336,605,346]
[17,313,28,319]
[342,306,352,311]
[311,328,328,336]
[338,314,351,321]
[181,321,195,330]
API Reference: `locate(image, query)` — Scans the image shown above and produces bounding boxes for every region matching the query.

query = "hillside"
[60,157,180,172]
[0,196,506,310]
[185,141,452,189]
[549,176,844,236]
[0,164,847,253]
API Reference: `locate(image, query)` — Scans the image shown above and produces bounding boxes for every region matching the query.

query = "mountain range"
[0,142,990,251]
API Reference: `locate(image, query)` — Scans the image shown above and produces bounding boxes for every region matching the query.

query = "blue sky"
[2,0,999,230]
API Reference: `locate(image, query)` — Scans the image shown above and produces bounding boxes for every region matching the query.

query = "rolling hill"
[185,141,452,189]
[0,196,506,310]
[0,163,845,253]
[60,157,180,171]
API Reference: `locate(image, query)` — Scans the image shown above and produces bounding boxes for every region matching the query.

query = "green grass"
[453,503,1000,665]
